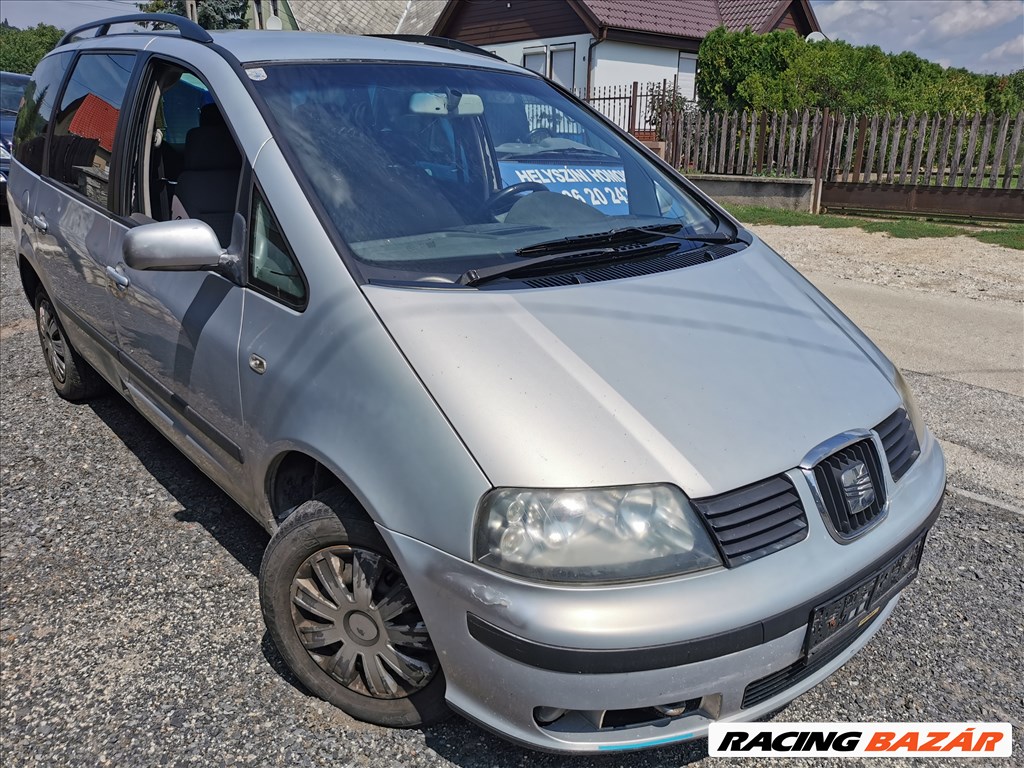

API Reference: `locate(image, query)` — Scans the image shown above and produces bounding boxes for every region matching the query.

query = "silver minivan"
[8,14,945,754]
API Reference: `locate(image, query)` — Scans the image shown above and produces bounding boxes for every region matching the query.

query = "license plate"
[806,534,926,657]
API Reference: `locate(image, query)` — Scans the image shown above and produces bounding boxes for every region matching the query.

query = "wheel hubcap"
[37,301,67,383]
[344,611,379,645]
[289,545,438,699]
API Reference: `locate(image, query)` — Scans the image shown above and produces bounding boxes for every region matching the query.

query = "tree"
[697,27,804,111]
[0,23,64,74]
[140,0,247,30]
[697,26,1017,115]
[983,72,1023,116]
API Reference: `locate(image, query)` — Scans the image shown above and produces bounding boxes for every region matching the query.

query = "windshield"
[251,63,724,283]
[1,76,27,114]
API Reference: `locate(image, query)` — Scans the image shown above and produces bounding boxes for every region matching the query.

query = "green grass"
[726,204,1024,250]
[971,225,1024,250]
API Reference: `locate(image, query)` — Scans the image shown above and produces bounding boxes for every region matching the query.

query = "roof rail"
[369,34,503,61]
[58,13,213,47]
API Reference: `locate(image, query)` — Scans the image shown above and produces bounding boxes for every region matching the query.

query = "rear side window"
[49,53,136,207]
[13,52,73,175]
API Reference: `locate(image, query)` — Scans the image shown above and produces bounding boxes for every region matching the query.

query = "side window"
[13,52,73,175]
[49,53,136,206]
[126,61,242,248]
[249,189,305,308]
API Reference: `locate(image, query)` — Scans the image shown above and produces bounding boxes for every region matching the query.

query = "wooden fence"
[658,108,1024,191]
[566,81,1024,217]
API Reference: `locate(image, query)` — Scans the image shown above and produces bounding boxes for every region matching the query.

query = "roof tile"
[289,0,447,35]
[67,93,118,153]
[290,1,800,41]
[718,0,781,32]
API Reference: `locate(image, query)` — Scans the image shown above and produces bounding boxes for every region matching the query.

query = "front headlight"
[474,484,721,583]
[893,368,927,443]
[0,145,10,161]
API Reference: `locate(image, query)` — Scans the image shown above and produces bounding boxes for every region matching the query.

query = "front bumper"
[380,431,945,753]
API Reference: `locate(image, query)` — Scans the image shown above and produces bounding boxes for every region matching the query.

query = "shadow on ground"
[87,392,268,578]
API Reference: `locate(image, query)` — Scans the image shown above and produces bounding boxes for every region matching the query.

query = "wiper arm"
[619,226,738,245]
[516,224,734,257]
[526,147,613,157]
[459,241,678,287]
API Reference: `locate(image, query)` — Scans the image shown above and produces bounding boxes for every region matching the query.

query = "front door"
[108,58,248,496]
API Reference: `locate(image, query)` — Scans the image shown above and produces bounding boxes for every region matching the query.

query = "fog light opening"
[654,701,696,717]
[533,706,568,725]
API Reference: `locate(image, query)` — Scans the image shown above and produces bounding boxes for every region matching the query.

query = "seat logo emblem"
[840,461,875,514]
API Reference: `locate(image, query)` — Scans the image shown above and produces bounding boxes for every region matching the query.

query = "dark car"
[1,71,30,211]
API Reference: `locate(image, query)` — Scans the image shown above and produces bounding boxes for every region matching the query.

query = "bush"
[697,26,1022,115]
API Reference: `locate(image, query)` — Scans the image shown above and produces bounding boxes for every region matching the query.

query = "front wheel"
[259,489,448,727]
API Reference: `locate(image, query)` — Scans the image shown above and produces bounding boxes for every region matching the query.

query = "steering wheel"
[483,181,549,215]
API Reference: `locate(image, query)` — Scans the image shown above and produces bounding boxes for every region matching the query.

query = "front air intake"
[691,474,808,567]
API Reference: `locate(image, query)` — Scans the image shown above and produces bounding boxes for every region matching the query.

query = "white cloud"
[812,0,1024,73]
[980,33,1024,67]
[817,0,1023,43]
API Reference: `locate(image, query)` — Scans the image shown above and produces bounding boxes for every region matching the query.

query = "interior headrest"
[183,125,242,171]
[199,103,226,127]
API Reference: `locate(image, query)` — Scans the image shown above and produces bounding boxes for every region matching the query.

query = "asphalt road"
[1,224,1022,767]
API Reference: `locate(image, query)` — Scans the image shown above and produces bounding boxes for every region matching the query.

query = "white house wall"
[485,34,592,93]
[486,36,698,101]
[591,41,678,89]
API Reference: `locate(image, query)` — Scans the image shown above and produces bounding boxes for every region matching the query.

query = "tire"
[34,286,105,401]
[260,488,449,727]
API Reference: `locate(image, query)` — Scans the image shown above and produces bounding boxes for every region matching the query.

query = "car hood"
[363,238,901,497]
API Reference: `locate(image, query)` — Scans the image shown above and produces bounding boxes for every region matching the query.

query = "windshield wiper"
[0,107,19,115]
[458,241,678,287]
[514,147,613,158]
[516,224,735,257]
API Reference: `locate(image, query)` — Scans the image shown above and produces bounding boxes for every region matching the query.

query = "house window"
[549,45,575,89]
[522,44,577,90]
[523,48,547,76]
[678,53,697,101]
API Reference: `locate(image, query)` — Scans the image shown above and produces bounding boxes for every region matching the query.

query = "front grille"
[741,609,881,708]
[874,408,921,482]
[522,243,742,288]
[812,439,886,539]
[692,474,808,567]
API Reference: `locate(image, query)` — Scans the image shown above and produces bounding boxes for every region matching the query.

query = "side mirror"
[123,219,224,271]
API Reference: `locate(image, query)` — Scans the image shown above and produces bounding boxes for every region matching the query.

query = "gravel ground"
[2,223,1022,767]
[753,225,1023,304]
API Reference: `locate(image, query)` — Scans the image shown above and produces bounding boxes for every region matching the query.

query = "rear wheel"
[34,286,105,401]
[260,488,448,727]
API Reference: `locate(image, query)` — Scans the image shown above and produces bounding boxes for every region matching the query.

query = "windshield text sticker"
[499,163,629,214]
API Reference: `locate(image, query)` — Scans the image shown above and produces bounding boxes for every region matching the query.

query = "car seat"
[172,106,243,246]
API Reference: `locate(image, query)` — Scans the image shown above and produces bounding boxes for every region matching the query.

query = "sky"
[2,0,1023,74]
[812,0,1024,74]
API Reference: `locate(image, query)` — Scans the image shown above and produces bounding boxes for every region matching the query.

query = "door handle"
[106,265,130,290]
[31,214,47,234]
